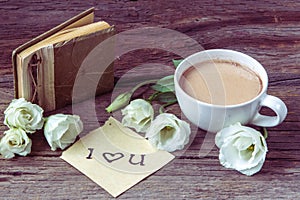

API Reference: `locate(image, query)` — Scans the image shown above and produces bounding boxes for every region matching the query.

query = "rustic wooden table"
[0,1,299,199]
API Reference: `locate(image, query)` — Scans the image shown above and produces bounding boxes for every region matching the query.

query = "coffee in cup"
[174,49,287,133]
[180,59,262,105]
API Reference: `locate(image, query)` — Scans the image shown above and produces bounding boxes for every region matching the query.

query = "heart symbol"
[103,152,125,163]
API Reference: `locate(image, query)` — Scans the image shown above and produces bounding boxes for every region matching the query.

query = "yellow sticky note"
[61,117,175,197]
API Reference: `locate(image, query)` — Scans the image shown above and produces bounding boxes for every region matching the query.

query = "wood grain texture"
[0,0,300,199]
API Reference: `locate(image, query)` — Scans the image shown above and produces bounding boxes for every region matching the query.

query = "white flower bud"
[44,114,83,151]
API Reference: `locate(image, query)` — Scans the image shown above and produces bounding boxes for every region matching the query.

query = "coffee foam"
[180,59,262,105]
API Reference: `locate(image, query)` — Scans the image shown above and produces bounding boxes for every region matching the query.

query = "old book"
[12,8,115,111]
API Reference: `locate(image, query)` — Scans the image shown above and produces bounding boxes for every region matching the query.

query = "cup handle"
[250,94,288,127]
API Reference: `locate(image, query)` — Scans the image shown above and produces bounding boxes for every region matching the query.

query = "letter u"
[129,154,145,166]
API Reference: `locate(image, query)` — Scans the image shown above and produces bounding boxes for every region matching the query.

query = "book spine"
[36,45,56,111]
[24,45,56,111]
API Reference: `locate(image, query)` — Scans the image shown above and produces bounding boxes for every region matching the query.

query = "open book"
[12,8,115,111]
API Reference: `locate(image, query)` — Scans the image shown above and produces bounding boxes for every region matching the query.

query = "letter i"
[86,148,94,159]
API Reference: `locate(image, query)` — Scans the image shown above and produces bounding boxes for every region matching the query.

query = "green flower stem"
[130,79,159,94]
[147,91,160,102]
[159,100,177,114]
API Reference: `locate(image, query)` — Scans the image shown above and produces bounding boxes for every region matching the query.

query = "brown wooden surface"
[0,1,300,199]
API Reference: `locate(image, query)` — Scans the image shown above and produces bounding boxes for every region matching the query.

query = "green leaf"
[172,59,184,68]
[151,75,175,93]
[262,127,268,139]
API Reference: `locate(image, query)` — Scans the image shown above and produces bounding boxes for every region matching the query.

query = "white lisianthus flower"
[215,123,268,176]
[4,98,44,133]
[145,113,191,152]
[121,99,154,133]
[44,114,83,151]
[0,128,32,159]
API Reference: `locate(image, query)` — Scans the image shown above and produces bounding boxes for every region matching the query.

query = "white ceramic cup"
[174,49,288,133]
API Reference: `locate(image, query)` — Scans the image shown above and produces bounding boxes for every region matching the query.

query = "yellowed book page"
[16,54,25,97]
[19,21,110,58]
[47,21,110,41]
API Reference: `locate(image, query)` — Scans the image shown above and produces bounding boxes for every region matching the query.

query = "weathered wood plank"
[0,156,299,199]
[0,0,300,199]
